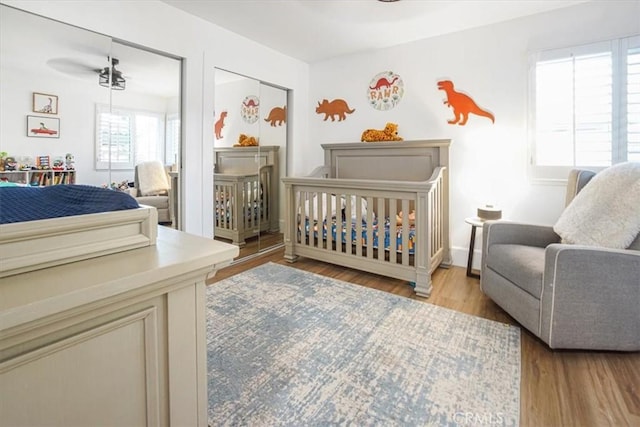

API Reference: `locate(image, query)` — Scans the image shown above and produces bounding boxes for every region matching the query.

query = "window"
[529,35,640,181]
[95,104,166,170]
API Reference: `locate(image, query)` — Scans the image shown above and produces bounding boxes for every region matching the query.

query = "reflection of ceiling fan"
[47,55,130,91]
[96,57,126,91]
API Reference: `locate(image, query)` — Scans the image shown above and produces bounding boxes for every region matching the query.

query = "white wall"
[306,1,640,268]
[2,0,309,238]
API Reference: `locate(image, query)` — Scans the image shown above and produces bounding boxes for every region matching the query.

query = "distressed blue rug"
[207,263,520,426]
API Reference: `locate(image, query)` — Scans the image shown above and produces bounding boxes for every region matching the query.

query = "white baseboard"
[450,246,482,270]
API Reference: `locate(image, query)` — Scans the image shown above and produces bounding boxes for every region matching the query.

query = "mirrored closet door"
[213,68,287,259]
[0,5,183,229]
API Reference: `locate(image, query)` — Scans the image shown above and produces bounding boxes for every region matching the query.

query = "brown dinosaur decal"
[264,106,286,127]
[214,111,227,139]
[315,98,355,122]
[437,80,495,125]
[369,76,399,90]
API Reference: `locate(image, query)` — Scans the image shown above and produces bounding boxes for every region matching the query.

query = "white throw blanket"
[137,160,169,196]
[554,162,640,249]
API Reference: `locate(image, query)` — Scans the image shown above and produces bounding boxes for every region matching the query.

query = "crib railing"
[214,165,273,246]
[282,167,447,297]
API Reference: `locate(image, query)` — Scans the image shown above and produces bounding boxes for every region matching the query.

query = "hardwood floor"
[208,248,640,427]
[215,231,283,259]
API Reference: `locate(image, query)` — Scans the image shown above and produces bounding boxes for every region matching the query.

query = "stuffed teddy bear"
[234,133,259,147]
[361,122,403,142]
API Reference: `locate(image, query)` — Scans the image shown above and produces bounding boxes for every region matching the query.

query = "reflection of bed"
[0,185,157,277]
[282,140,451,297]
[214,146,279,246]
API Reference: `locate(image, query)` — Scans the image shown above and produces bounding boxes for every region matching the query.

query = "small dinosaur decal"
[369,76,399,90]
[437,80,494,125]
[243,98,259,107]
[264,106,286,127]
[214,111,227,139]
[315,99,355,122]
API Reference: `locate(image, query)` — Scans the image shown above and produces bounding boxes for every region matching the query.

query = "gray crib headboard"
[214,146,280,174]
[321,139,451,181]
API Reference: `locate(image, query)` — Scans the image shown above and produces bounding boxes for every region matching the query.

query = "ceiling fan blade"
[47,57,104,77]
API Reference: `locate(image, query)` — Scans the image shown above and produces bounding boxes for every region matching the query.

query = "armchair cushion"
[554,162,640,249]
[486,244,545,297]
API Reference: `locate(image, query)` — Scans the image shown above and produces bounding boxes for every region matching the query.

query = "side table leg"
[466,225,480,279]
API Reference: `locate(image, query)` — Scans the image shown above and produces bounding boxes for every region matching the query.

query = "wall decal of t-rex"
[437,80,495,125]
[214,111,227,139]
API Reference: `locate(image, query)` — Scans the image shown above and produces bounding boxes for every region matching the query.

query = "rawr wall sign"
[367,71,404,111]
[241,95,260,124]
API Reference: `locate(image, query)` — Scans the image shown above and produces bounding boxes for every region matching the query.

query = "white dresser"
[0,227,238,426]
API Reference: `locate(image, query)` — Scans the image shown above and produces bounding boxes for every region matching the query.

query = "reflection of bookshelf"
[0,170,76,186]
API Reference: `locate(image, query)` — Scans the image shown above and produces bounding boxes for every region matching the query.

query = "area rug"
[206,263,520,426]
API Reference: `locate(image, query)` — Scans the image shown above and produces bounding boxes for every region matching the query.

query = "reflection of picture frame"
[32,92,58,115]
[27,115,60,138]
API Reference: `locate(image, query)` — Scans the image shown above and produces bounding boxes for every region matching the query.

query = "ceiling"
[162,0,587,63]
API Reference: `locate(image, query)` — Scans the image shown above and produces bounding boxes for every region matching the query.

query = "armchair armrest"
[540,244,640,350]
[483,221,560,248]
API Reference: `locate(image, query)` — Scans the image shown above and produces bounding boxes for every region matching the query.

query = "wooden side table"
[465,217,485,279]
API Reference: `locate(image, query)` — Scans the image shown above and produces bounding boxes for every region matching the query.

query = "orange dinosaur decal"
[214,111,227,139]
[264,106,286,127]
[437,80,494,125]
[315,98,355,122]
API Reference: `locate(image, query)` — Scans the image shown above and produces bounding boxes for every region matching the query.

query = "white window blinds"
[529,35,640,181]
[95,104,166,170]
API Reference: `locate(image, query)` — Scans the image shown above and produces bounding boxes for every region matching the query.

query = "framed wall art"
[32,92,58,115]
[27,115,60,138]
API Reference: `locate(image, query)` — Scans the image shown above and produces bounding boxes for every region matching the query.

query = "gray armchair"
[481,169,640,351]
[131,162,174,225]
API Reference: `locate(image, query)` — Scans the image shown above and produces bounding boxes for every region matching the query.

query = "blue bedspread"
[0,185,140,224]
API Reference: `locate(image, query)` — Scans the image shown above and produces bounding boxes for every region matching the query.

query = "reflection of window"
[166,114,180,167]
[529,35,639,181]
[95,104,166,170]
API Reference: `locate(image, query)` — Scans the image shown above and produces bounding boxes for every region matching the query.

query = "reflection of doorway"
[213,68,287,259]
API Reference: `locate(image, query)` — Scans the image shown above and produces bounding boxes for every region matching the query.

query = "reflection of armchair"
[132,161,174,225]
[481,167,640,351]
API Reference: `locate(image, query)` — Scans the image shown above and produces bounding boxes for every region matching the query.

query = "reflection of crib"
[282,140,451,297]
[214,146,279,246]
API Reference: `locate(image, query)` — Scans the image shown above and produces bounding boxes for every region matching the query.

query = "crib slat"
[316,192,327,248]
[326,192,333,251]
[366,196,374,260]
[344,193,352,254]
[307,191,315,248]
[401,199,410,266]
[303,191,310,246]
[335,193,343,253]
[377,198,385,261]
[389,199,397,264]
[355,195,363,257]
